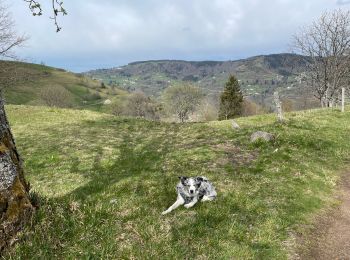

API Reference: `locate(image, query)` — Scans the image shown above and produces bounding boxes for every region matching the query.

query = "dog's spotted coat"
[162,176,217,215]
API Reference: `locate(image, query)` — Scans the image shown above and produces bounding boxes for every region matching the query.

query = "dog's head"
[179,176,203,195]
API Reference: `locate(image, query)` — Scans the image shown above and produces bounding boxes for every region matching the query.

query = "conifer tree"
[218,75,243,120]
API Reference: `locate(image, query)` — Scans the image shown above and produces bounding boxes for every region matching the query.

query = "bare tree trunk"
[0,97,33,252]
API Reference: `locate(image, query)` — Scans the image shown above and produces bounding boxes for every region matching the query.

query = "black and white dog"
[162,176,217,215]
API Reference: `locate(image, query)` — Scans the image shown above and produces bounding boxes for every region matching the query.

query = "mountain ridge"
[85,53,315,110]
[85,53,310,99]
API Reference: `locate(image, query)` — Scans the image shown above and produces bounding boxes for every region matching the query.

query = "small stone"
[110,199,117,204]
[104,99,112,105]
[231,120,240,129]
[250,131,275,142]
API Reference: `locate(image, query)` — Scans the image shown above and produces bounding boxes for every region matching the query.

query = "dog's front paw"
[162,210,169,215]
[201,196,211,202]
[184,204,193,209]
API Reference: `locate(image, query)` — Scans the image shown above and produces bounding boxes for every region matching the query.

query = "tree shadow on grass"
[44,117,181,201]
[12,118,188,257]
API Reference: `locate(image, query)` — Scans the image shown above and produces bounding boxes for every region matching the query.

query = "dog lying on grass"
[162,176,217,215]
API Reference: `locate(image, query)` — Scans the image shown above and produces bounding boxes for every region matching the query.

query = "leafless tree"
[125,91,150,118]
[242,99,265,116]
[124,91,160,120]
[0,1,27,92]
[293,9,350,107]
[163,84,204,123]
[197,99,218,122]
[40,86,73,107]
[0,1,26,58]
[111,102,125,116]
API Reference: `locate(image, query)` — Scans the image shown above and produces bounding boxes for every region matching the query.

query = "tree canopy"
[163,84,204,123]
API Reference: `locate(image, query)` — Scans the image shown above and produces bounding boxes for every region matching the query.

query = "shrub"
[242,99,266,116]
[111,102,125,116]
[124,92,161,120]
[163,84,204,122]
[83,92,102,101]
[40,86,73,108]
[198,100,218,122]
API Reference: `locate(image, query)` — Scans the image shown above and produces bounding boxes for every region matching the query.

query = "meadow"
[4,105,350,259]
[1,61,129,114]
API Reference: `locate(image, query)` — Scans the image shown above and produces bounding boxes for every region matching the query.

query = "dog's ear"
[178,176,188,184]
[196,177,204,182]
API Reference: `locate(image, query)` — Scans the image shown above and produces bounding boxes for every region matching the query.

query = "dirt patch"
[213,143,258,168]
[293,169,350,259]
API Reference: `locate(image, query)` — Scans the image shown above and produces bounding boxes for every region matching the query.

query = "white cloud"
[337,0,350,5]
[8,0,348,71]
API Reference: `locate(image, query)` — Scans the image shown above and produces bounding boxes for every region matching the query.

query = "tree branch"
[24,0,66,32]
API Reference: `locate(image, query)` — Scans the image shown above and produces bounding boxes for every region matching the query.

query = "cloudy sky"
[9,0,350,72]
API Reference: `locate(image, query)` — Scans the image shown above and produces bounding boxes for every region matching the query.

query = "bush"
[83,92,102,101]
[123,92,162,120]
[242,99,266,116]
[111,102,125,116]
[198,100,218,122]
[282,99,294,112]
[163,84,204,122]
[40,86,73,108]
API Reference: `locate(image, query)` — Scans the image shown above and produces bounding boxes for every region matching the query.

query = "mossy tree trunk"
[0,96,33,251]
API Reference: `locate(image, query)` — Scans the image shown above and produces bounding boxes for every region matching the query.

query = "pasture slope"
[1,61,128,113]
[3,105,350,259]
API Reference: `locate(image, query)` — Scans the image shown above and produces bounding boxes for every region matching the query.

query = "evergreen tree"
[218,75,243,120]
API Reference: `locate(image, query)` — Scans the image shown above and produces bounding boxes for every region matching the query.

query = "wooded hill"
[1,54,318,114]
[86,53,314,109]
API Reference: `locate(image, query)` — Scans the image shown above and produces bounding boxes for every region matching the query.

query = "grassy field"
[1,61,129,113]
[3,105,350,259]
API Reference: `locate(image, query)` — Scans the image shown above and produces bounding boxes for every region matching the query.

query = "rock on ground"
[250,131,275,142]
[104,99,112,105]
[231,120,240,129]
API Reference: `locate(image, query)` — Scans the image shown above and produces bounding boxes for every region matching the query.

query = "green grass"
[1,60,129,113]
[4,105,350,259]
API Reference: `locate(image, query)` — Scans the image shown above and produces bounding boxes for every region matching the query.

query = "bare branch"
[0,1,27,58]
[24,0,67,32]
[293,9,350,106]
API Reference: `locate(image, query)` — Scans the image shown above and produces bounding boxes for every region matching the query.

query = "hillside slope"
[0,61,129,112]
[4,105,350,259]
[86,53,312,106]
